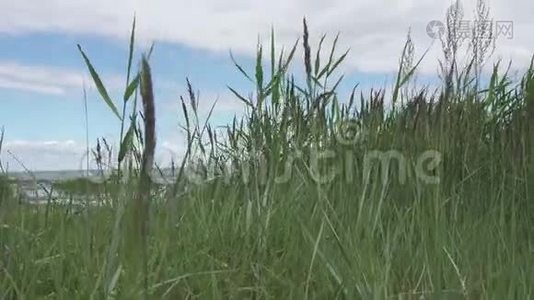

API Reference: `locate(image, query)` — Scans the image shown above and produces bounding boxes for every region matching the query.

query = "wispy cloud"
[1,140,87,171]
[0,77,65,95]
[0,61,84,95]
[0,61,125,95]
[196,92,246,118]
[1,138,189,171]
[3,140,83,154]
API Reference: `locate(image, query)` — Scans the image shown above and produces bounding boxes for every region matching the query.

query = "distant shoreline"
[7,168,176,182]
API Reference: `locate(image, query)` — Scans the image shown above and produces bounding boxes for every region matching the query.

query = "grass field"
[1,19,533,299]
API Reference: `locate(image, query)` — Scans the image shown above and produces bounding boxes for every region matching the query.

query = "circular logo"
[335,120,365,145]
[426,20,445,39]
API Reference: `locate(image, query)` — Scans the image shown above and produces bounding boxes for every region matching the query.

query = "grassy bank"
[1,19,533,299]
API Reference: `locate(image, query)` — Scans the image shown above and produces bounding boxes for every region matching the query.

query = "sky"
[0,0,532,171]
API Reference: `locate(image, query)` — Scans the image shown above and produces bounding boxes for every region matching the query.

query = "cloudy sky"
[0,0,532,171]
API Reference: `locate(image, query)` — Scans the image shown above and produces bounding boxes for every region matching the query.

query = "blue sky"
[0,0,532,171]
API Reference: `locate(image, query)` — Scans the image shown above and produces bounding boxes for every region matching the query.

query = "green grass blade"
[126,16,136,85]
[77,44,122,120]
[124,74,140,103]
[118,120,135,164]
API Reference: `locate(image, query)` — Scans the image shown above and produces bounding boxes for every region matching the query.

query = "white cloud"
[0,62,84,95]
[0,61,125,95]
[160,89,247,127]
[0,0,532,74]
[1,140,87,171]
[0,77,65,95]
[196,91,247,118]
[0,138,189,171]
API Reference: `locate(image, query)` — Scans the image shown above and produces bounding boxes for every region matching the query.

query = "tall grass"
[1,18,533,299]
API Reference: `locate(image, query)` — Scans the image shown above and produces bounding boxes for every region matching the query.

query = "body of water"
[7,169,176,205]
